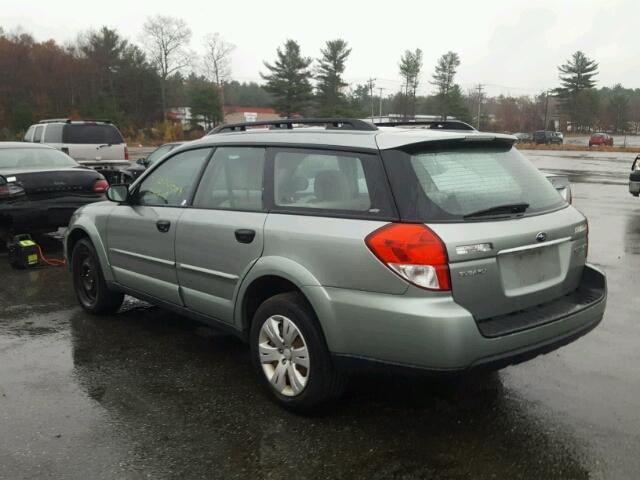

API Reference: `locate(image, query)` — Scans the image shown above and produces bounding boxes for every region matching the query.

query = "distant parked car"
[513,132,533,143]
[0,142,107,239]
[630,155,640,197]
[124,142,185,182]
[24,119,129,161]
[534,130,563,145]
[589,132,613,147]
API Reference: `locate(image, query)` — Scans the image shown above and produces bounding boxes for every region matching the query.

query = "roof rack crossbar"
[374,120,476,131]
[208,118,378,134]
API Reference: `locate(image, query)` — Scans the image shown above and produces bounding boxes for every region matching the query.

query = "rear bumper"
[308,264,606,373]
[0,195,104,232]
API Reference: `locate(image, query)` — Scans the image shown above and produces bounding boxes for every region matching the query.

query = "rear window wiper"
[463,202,530,220]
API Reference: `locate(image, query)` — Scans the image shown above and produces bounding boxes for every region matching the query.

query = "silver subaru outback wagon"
[65,118,606,412]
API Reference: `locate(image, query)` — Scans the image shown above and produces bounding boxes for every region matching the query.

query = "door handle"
[235,229,256,244]
[156,220,171,233]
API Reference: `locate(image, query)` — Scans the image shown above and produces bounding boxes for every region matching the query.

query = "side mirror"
[136,157,148,166]
[106,184,129,203]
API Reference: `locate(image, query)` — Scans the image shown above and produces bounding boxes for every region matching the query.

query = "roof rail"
[38,118,112,124]
[208,118,378,135]
[374,120,476,131]
[38,118,70,124]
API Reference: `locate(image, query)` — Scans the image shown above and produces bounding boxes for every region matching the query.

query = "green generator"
[8,234,39,269]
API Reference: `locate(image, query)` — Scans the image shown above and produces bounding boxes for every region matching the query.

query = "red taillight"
[124,145,129,160]
[93,179,109,193]
[365,223,451,291]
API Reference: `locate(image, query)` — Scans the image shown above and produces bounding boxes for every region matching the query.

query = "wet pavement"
[1,151,639,479]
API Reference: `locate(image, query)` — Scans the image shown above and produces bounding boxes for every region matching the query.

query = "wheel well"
[241,275,302,331]
[66,228,90,260]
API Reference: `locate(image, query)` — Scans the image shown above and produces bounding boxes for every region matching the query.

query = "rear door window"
[63,124,124,144]
[270,147,396,218]
[43,124,64,143]
[383,142,566,222]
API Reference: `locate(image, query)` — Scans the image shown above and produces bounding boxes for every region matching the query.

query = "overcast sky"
[3,0,637,96]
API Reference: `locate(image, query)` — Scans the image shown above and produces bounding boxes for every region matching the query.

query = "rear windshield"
[382,142,566,222]
[63,124,124,144]
[0,148,77,170]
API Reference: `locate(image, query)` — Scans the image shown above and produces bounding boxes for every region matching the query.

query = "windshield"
[0,148,78,170]
[146,144,176,165]
[382,142,566,222]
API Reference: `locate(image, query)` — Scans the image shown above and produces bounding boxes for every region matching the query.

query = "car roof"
[186,127,515,152]
[0,142,54,150]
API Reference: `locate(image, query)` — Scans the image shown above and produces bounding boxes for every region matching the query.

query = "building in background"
[223,106,281,124]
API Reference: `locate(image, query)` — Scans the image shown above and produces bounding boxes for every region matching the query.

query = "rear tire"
[71,238,123,315]
[250,292,346,413]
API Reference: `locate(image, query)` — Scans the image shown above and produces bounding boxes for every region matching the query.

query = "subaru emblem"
[536,232,547,242]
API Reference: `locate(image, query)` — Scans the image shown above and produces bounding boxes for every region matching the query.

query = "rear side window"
[270,148,396,218]
[33,126,43,142]
[63,124,124,144]
[383,142,566,222]
[43,124,64,143]
[193,147,265,211]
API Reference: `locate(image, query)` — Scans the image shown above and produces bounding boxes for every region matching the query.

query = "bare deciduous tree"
[202,33,234,109]
[141,15,192,117]
[203,33,234,87]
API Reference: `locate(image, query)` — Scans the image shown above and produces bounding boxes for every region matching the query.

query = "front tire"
[71,238,123,315]
[250,292,345,413]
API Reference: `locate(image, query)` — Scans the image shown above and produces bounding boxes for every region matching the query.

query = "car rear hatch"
[62,123,126,161]
[381,138,589,321]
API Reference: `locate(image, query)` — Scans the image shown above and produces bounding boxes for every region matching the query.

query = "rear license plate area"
[499,246,561,290]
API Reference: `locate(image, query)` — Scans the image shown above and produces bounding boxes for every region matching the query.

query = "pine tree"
[557,51,599,93]
[556,51,599,131]
[315,39,351,116]
[261,40,313,118]
[398,49,423,119]
[430,51,462,120]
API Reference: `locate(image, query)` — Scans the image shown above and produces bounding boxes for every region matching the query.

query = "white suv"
[24,119,129,161]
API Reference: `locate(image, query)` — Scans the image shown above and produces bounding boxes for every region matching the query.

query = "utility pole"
[366,78,376,121]
[476,84,484,130]
[543,89,551,130]
[378,87,386,118]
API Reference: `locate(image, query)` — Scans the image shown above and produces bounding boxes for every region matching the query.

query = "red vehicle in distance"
[589,132,614,147]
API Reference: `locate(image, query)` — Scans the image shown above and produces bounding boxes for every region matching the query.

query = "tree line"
[1,18,639,141]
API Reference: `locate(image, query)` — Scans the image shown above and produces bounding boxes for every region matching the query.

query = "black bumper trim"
[476,266,606,338]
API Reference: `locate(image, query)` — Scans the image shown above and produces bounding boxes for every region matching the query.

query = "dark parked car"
[630,155,640,197]
[513,132,533,143]
[534,130,563,145]
[0,142,107,239]
[123,142,185,182]
[589,132,613,147]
